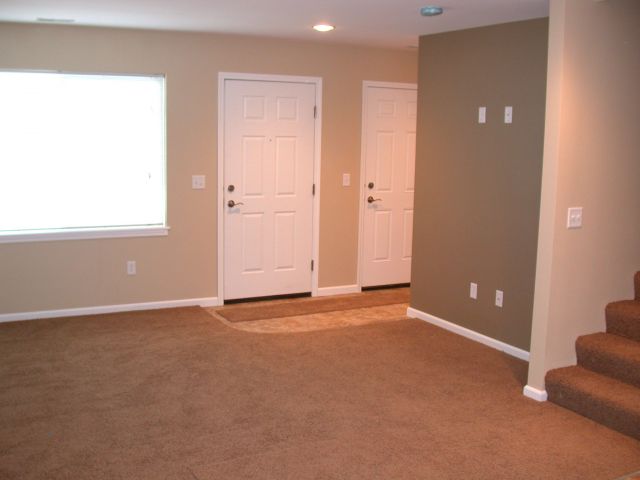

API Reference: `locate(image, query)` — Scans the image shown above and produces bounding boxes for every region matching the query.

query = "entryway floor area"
[206,287,409,333]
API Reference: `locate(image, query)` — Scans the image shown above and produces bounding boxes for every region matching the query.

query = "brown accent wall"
[411,19,548,351]
[0,23,416,314]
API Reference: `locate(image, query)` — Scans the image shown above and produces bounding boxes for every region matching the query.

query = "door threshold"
[224,292,312,305]
[362,283,410,292]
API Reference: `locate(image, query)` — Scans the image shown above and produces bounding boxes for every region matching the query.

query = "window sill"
[0,226,170,244]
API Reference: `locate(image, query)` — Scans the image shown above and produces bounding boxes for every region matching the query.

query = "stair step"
[577,333,640,388]
[546,366,640,440]
[606,300,640,342]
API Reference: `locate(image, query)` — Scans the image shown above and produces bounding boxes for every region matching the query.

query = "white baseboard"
[406,307,530,361]
[523,385,548,402]
[0,296,221,324]
[316,284,361,297]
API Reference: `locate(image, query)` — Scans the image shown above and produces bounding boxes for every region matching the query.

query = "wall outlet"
[495,290,504,308]
[127,260,136,275]
[192,175,206,189]
[470,282,478,300]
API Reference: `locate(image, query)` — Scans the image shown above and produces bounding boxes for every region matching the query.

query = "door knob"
[227,200,244,208]
[367,196,382,204]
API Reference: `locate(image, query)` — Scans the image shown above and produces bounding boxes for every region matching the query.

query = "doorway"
[218,73,322,301]
[358,82,418,288]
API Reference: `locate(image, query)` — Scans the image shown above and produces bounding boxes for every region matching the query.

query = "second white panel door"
[361,85,417,287]
[224,79,316,300]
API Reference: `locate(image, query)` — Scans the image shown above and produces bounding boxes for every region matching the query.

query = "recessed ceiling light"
[313,24,335,32]
[37,17,76,23]
[420,6,444,17]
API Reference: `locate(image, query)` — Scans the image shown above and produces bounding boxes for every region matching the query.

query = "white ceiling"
[0,0,549,49]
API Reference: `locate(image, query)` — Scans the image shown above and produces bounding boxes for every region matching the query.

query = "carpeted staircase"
[546,272,640,440]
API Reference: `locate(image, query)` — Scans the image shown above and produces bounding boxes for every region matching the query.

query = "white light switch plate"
[478,107,486,124]
[192,175,206,189]
[567,207,583,229]
[470,282,478,300]
[127,260,136,275]
[495,290,504,308]
[342,173,351,187]
[504,106,513,124]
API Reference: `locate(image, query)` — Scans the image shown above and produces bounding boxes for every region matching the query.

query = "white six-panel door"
[223,79,316,300]
[361,84,417,287]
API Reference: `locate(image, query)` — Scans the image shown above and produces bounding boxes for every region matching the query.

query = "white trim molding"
[523,385,548,402]
[0,296,221,324]
[316,284,361,297]
[406,307,530,361]
[0,226,169,244]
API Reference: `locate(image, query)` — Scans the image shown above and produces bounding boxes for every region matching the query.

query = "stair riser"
[606,320,640,343]
[576,348,640,389]
[547,384,640,440]
[606,303,640,343]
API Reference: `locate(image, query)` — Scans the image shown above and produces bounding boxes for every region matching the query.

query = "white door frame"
[357,81,418,289]
[217,72,322,302]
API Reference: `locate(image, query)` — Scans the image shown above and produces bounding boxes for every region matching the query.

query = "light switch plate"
[342,173,351,187]
[567,207,583,229]
[470,282,478,300]
[127,260,136,275]
[192,175,206,189]
[478,107,486,124]
[504,106,513,124]
[495,290,504,308]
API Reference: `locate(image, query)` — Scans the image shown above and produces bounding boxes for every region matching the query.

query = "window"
[0,71,166,242]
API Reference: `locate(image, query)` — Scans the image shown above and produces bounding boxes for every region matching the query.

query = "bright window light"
[0,71,166,238]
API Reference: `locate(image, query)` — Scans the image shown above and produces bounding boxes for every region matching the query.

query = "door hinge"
[314,105,317,119]
[312,183,316,195]
[311,260,314,271]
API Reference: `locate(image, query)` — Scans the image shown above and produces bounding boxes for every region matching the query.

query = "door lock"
[227,184,235,192]
[368,182,374,189]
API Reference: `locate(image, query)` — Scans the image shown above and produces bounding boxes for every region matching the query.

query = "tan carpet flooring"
[1,307,639,479]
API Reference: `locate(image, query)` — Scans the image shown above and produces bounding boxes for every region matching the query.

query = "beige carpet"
[1,307,639,479]
[213,288,409,323]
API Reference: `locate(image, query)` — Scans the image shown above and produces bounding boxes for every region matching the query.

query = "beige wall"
[411,19,548,351]
[527,0,640,390]
[0,23,417,314]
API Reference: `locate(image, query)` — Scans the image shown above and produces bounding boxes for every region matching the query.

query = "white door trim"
[217,72,322,302]
[357,81,417,289]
